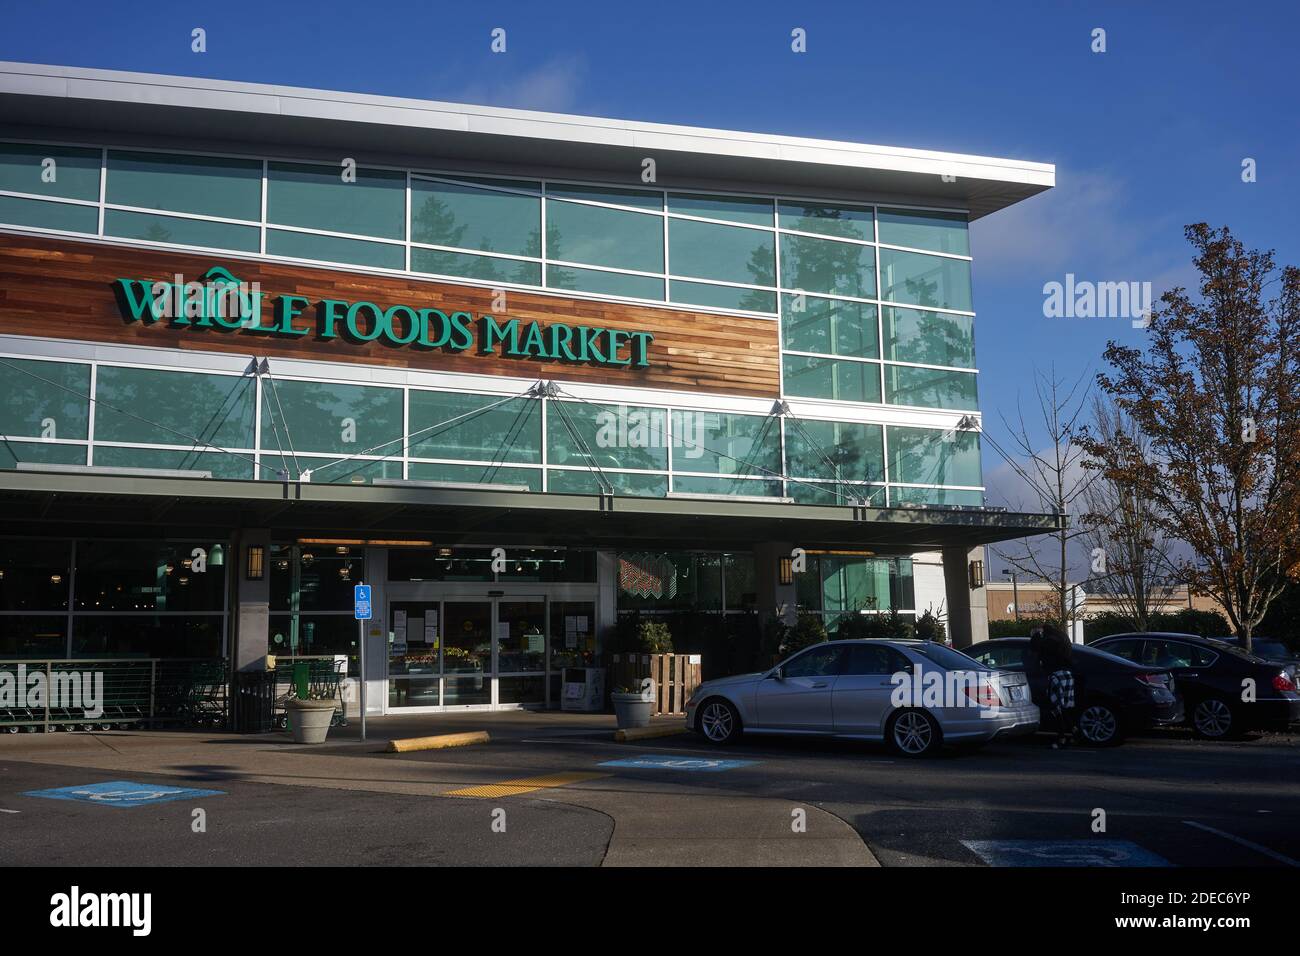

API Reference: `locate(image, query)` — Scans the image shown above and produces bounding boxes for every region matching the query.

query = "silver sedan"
[684,639,1039,757]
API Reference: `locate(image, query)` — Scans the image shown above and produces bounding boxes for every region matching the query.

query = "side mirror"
[769,666,784,681]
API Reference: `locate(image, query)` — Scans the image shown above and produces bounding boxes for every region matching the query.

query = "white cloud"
[436,56,588,113]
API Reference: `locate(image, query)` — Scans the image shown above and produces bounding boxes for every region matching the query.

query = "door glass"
[388,601,441,707]
[783,644,847,678]
[841,644,901,675]
[548,601,595,670]
[443,601,491,704]
[498,600,546,673]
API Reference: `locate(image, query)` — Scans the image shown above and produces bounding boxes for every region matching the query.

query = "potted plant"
[284,689,337,744]
[611,677,655,729]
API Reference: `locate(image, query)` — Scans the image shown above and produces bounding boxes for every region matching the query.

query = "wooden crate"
[608,653,702,716]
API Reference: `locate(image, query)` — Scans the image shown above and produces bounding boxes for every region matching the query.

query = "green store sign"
[112,266,654,368]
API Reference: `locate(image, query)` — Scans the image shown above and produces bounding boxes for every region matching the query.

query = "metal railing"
[0,658,228,733]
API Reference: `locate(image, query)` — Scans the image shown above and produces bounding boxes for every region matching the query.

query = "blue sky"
[4,0,1296,541]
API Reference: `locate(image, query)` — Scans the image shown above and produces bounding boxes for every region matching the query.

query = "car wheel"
[888,708,942,757]
[697,698,741,745]
[1191,697,1238,739]
[1077,703,1124,746]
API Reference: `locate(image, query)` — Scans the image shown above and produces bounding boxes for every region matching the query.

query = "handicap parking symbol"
[599,755,759,772]
[961,839,1170,867]
[24,780,225,808]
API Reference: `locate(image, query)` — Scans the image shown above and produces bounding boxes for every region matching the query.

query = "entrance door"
[496,598,546,705]
[440,600,493,705]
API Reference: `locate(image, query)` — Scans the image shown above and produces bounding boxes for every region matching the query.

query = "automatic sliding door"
[388,601,441,708]
[497,598,546,705]
[442,601,492,705]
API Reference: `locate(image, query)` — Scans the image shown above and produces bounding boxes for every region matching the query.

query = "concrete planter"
[285,697,336,744]
[611,692,653,729]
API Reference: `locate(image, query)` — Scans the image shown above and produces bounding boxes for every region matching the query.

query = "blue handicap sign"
[353,583,372,620]
[960,839,1170,867]
[599,755,759,772]
[24,780,225,808]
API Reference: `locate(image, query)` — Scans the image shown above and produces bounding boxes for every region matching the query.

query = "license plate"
[1009,685,1025,702]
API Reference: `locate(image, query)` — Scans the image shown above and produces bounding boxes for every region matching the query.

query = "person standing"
[1038,623,1077,748]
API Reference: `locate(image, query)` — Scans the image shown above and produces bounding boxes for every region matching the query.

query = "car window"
[841,644,908,675]
[910,642,988,671]
[1189,645,1218,667]
[980,645,1027,669]
[783,644,848,678]
[1099,638,1142,661]
[1148,641,1196,669]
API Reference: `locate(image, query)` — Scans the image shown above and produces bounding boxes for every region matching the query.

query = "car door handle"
[1182,672,1198,678]
[811,682,829,688]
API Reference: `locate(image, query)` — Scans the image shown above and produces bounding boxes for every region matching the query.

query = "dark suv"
[964,637,1179,745]
[1090,632,1300,738]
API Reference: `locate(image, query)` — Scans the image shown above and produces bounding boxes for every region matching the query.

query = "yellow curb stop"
[387,731,490,753]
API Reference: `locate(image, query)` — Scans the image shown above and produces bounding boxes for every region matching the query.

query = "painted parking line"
[444,771,608,799]
[961,839,1171,867]
[599,755,761,772]
[1183,820,1300,867]
[23,781,225,808]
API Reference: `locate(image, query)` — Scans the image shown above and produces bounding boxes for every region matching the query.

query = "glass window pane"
[410,177,541,256]
[670,410,781,476]
[669,217,775,286]
[779,234,876,298]
[782,355,881,403]
[779,200,874,241]
[782,294,878,358]
[820,556,894,613]
[94,367,255,448]
[891,485,984,507]
[879,248,972,312]
[91,446,253,479]
[267,228,404,270]
[790,481,886,507]
[105,209,259,252]
[673,475,784,497]
[408,391,541,464]
[0,194,98,233]
[878,207,969,255]
[268,161,404,239]
[545,198,663,272]
[784,419,884,483]
[0,358,90,440]
[546,183,662,210]
[0,440,86,471]
[107,150,261,221]
[884,365,979,411]
[0,539,71,611]
[668,193,772,226]
[546,264,663,300]
[547,469,667,497]
[548,401,668,470]
[887,425,982,486]
[0,142,101,200]
[74,539,228,613]
[258,380,402,456]
[0,615,66,658]
[269,543,365,612]
[883,306,975,368]
[669,279,776,313]
[72,615,223,659]
[412,247,540,285]
[616,552,721,612]
[261,453,403,485]
[406,461,541,490]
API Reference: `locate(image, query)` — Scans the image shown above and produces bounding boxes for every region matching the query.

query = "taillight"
[1272,672,1297,693]
[966,681,1002,707]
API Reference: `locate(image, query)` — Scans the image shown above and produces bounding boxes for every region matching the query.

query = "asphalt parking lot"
[1,716,1297,867]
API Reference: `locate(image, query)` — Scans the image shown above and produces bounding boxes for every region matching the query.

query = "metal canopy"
[0,470,1061,552]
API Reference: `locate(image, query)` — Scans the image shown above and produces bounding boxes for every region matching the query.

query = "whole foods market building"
[0,62,1059,714]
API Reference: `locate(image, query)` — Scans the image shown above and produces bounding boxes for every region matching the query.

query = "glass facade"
[0,537,227,659]
[0,354,983,505]
[1,140,977,415]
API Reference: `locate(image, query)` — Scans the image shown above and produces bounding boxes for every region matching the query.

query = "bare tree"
[1087,224,1300,648]
[990,365,1097,630]
[1079,395,1179,632]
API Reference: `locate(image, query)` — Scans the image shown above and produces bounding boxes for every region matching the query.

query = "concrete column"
[234,529,271,672]
[942,545,989,648]
[753,541,798,627]
[596,550,618,655]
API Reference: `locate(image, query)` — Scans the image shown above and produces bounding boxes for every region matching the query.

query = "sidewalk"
[0,712,877,866]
